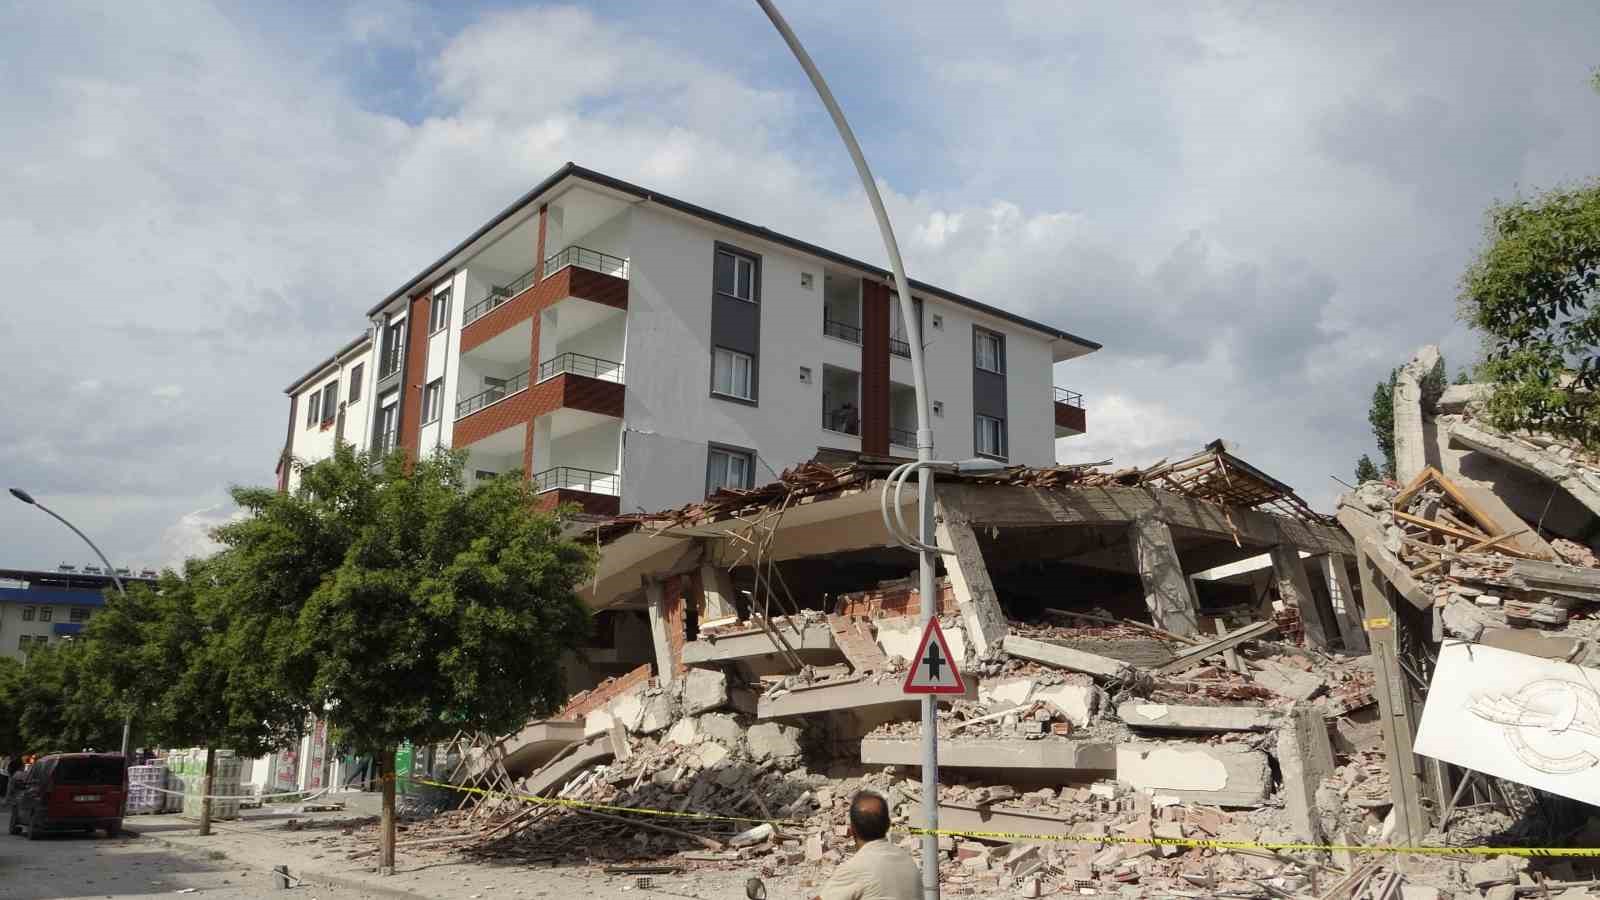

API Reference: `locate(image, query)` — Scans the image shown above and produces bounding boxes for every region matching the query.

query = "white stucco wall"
[286,341,374,492]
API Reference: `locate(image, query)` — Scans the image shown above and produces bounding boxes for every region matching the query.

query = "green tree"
[11,639,125,753]
[0,657,24,756]
[1367,369,1398,480]
[1354,454,1381,485]
[217,446,595,869]
[1460,180,1600,445]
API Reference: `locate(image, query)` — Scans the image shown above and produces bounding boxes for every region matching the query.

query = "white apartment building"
[278,164,1098,516]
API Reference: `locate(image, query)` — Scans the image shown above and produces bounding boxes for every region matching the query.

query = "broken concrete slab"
[1117,702,1280,733]
[1116,743,1272,807]
[499,719,585,778]
[1250,660,1325,702]
[680,621,839,671]
[1477,627,1585,661]
[1450,419,1600,521]
[682,668,729,715]
[524,737,615,797]
[1003,635,1132,681]
[1437,383,1491,415]
[862,737,1116,772]
[746,723,802,763]
[1033,683,1097,728]
[937,802,1083,839]
[757,676,976,721]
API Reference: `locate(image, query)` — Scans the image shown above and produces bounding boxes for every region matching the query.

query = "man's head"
[847,791,891,845]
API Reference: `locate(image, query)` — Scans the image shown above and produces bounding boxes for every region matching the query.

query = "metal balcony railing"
[377,347,403,380]
[456,370,530,419]
[463,265,539,326]
[889,337,911,358]
[1054,387,1084,408]
[544,245,629,280]
[889,426,916,447]
[823,408,861,436]
[823,318,862,343]
[532,466,621,497]
[536,352,625,384]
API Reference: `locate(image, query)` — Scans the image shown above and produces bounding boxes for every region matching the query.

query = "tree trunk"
[379,747,397,873]
[198,745,216,837]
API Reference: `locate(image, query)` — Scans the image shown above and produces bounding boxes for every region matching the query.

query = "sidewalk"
[125,792,797,899]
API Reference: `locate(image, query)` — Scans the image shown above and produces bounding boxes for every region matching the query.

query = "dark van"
[6,753,126,839]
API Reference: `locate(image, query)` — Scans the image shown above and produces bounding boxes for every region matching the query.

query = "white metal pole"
[751,4,940,896]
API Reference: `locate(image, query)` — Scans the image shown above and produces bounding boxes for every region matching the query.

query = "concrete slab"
[681,621,839,669]
[1003,635,1131,681]
[500,720,585,778]
[936,802,1081,839]
[758,676,976,720]
[1116,743,1271,807]
[861,737,1117,772]
[878,616,966,665]
[1117,702,1280,733]
[523,737,614,797]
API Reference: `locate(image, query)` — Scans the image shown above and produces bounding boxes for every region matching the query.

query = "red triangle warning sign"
[902,618,966,695]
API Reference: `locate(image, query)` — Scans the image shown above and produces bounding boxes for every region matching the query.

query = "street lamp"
[10,487,133,758]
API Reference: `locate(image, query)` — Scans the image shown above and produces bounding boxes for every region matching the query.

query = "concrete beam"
[758,676,976,720]
[935,802,1083,839]
[936,483,1354,557]
[1117,701,1281,733]
[1131,514,1202,636]
[861,737,1116,772]
[1450,420,1600,520]
[1336,506,1433,612]
[1317,554,1369,654]
[499,720,585,779]
[1116,743,1271,807]
[1393,345,1440,484]
[933,508,1009,656]
[1002,635,1132,681]
[644,578,677,685]
[1271,545,1335,650]
[680,621,838,669]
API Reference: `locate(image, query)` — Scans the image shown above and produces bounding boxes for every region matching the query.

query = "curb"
[130,828,431,899]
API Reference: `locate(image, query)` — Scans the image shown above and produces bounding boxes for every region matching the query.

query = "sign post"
[903,616,964,892]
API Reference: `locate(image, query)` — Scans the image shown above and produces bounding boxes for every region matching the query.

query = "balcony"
[536,352,624,385]
[889,426,915,448]
[457,369,530,420]
[823,318,862,344]
[822,365,862,439]
[544,245,629,280]
[463,265,539,327]
[532,465,621,517]
[1055,387,1087,437]
[889,337,911,358]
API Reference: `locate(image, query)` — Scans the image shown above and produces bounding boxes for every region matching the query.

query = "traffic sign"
[902,618,966,694]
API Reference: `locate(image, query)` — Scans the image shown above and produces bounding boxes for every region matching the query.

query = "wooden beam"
[1355,548,1427,845]
[1153,620,1277,674]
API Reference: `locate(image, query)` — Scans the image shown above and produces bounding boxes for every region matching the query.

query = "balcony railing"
[463,264,539,326]
[532,466,621,497]
[536,352,625,384]
[823,318,862,343]
[823,408,861,436]
[377,347,402,380]
[456,369,530,419]
[889,426,916,447]
[889,337,911,358]
[544,245,629,280]
[372,427,398,458]
[1055,387,1084,408]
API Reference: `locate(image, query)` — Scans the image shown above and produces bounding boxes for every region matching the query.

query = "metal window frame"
[710,346,757,404]
[974,413,1008,460]
[349,363,364,404]
[421,378,444,425]
[705,442,757,496]
[974,326,1006,375]
[715,248,761,304]
[429,288,451,334]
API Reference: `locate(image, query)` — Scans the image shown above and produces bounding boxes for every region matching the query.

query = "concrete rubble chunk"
[1033,683,1097,727]
[1116,743,1271,807]
[746,722,802,763]
[1440,598,1491,641]
[1275,706,1335,842]
[1117,701,1279,733]
[664,716,699,746]
[1393,344,1440,484]
[1002,634,1132,680]
[757,676,974,720]
[682,668,729,715]
[697,713,744,748]
[861,736,1116,772]
[1250,660,1324,702]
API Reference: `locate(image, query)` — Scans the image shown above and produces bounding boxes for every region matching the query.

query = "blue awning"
[52,622,85,636]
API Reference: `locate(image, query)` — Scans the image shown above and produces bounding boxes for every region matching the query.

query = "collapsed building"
[352,351,1600,897]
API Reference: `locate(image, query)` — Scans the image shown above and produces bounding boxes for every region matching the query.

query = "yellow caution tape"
[418,778,1600,858]
[1364,616,1392,630]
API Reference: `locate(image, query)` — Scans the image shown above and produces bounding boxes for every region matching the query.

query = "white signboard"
[1415,642,1600,807]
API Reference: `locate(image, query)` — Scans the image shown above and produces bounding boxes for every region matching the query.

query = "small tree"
[11,640,125,753]
[1354,454,1381,485]
[1367,370,1398,480]
[1460,179,1600,445]
[220,446,595,870]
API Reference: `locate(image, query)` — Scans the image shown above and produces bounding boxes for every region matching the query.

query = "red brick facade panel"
[530,373,625,420]
[860,279,891,456]
[832,578,959,619]
[460,266,629,354]
[1054,400,1087,434]
[399,293,430,461]
[663,574,689,678]
[453,392,535,448]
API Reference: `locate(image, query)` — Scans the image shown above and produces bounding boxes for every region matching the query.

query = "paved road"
[0,828,378,900]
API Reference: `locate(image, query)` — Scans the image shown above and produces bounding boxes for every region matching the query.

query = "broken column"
[1276,705,1335,842]
[644,577,680,685]
[1392,344,1440,484]
[698,565,739,620]
[1270,546,1336,650]
[1130,513,1201,637]
[933,507,1008,656]
[1316,553,1369,653]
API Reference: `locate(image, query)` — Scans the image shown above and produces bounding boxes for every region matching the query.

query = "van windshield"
[52,757,124,786]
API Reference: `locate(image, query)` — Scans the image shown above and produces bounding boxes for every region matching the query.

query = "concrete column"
[1277,705,1335,843]
[1392,344,1439,484]
[1356,550,1428,845]
[644,578,677,685]
[1270,546,1335,650]
[699,565,739,621]
[1317,554,1369,654]
[932,513,1008,657]
[1130,515,1201,637]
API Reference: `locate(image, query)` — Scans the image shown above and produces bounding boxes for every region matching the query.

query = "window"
[373,393,400,456]
[976,414,1007,458]
[421,378,444,425]
[70,607,90,623]
[712,348,754,401]
[38,607,52,623]
[21,606,35,622]
[17,634,32,650]
[320,382,338,425]
[714,249,758,302]
[305,389,321,427]
[380,319,406,377]
[474,470,498,481]
[349,363,364,403]
[975,328,1006,374]
[706,446,754,495]
[429,288,451,333]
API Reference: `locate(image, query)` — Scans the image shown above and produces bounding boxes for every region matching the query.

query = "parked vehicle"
[6,753,126,839]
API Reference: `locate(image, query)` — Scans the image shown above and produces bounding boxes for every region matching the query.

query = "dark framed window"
[975,414,1007,459]
[974,328,1006,374]
[38,606,52,623]
[706,444,755,495]
[349,363,364,403]
[21,606,35,622]
[373,392,400,456]
[305,390,321,427]
[429,288,451,333]
[714,248,759,303]
[70,607,90,623]
[711,348,755,401]
[380,319,406,377]
[421,378,444,425]
[320,382,338,425]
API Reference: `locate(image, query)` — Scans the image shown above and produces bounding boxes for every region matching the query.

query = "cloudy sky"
[3,0,1597,571]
